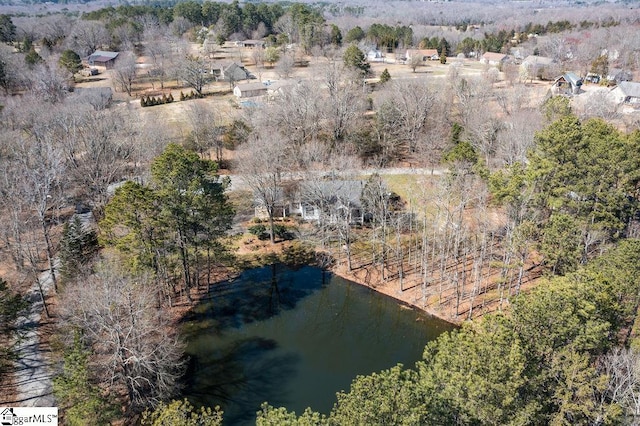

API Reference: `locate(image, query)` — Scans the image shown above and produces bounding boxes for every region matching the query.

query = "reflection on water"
[182,264,454,425]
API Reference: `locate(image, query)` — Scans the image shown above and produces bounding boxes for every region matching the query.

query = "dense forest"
[2,0,640,424]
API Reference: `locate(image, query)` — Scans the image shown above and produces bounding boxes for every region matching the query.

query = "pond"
[181,264,454,425]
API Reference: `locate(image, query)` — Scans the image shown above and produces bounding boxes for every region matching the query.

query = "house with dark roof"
[296,180,365,224]
[254,180,366,225]
[210,61,251,82]
[86,50,119,69]
[610,81,640,104]
[552,72,583,95]
[607,68,632,85]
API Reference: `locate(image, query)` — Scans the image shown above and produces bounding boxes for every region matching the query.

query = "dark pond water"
[181,264,454,425]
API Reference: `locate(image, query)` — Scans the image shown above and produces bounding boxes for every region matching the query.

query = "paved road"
[222,166,447,192]
[10,213,95,407]
[13,266,57,407]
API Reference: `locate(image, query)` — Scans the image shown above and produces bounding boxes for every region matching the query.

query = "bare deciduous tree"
[239,134,289,244]
[276,52,295,79]
[61,261,185,411]
[322,63,367,143]
[185,101,224,161]
[112,51,138,96]
[48,104,137,211]
[66,20,110,57]
[179,54,208,96]
[13,114,67,293]
[600,348,640,420]
[29,62,69,104]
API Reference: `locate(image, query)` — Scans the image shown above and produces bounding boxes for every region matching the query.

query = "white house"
[233,82,268,98]
[254,180,366,225]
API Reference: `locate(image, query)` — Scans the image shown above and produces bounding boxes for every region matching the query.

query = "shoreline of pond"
[329,263,463,326]
[177,265,462,328]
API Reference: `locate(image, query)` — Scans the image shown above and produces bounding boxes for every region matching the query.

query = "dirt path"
[11,267,57,407]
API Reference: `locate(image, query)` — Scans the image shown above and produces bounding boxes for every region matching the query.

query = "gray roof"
[564,72,582,86]
[235,82,268,92]
[88,50,119,62]
[616,81,640,98]
[301,180,363,207]
[210,60,241,71]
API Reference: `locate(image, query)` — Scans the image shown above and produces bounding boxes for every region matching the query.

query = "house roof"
[564,72,582,86]
[616,81,640,98]
[210,61,242,71]
[482,52,508,62]
[264,80,293,92]
[235,82,268,92]
[301,180,364,207]
[522,55,554,66]
[88,50,119,62]
[406,49,438,59]
[607,68,630,80]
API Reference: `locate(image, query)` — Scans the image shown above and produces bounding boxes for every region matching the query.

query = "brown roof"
[482,52,508,62]
[406,49,438,59]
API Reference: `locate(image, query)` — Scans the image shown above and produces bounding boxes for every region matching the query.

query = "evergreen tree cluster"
[100,143,234,304]
[140,93,175,107]
[179,90,203,101]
